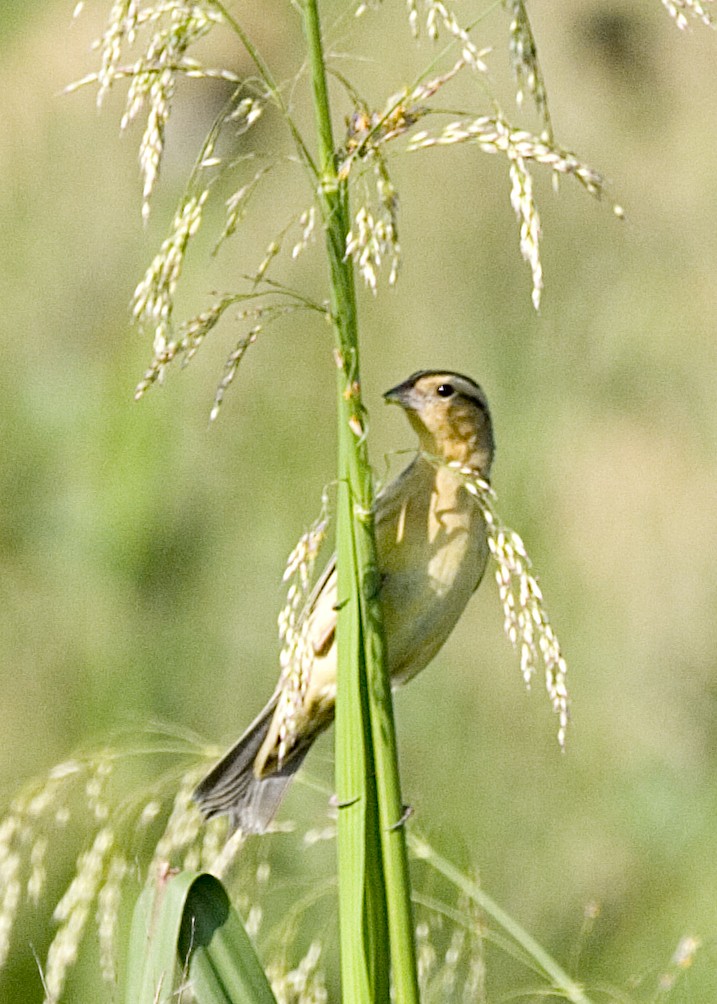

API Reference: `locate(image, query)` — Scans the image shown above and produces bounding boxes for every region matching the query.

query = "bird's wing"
[301,556,338,656]
[298,457,420,656]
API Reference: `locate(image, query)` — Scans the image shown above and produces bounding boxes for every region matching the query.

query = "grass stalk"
[301,0,420,999]
[410,834,595,1004]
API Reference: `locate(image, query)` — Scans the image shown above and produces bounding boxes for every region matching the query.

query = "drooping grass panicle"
[86,0,142,106]
[215,162,275,254]
[96,853,129,984]
[338,61,470,292]
[72,1,230,220]
[132,189,209,356]
[435,459,570,748]
[208,293,329,421]
[0,758,89,975]
[467,469,569,748]
[408,115,606,195]
[134,291,244,398]
[78,3,221,202]
[125,79,272,371]
[662,0,714,29]
[504,0,553,139]
[424,0,491,73]
[409,115,614,309]
[509,152,542,309]
[127,85,260,349]
[209,327,261,422]
[266,940,329,1004]
[345,199,401,293]
[338,58,466,171]
[45,827,115,1004]
[275,492,332,766]
[0,730,249,995]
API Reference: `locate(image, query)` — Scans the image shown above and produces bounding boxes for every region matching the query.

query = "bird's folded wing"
[301,556,338,656]
[298,466,416,658]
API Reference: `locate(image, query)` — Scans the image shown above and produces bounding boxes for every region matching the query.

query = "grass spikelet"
[345,203,400,292]
[116,3,222,219]
[27,836,49,906]
[508,153,542,309]
[131,190,209,357]
[443,461,570,747]
[291,207,317,260]
[96,854,128,984]
[662,0,714,28]
[504,0,552,137]
[424,0,489,72]
[44,827,115,1003]
[0,851,21,971]
[416,920,437,991]
[275,493,331,766]
[149,772,203,876]
[406,0,419,36]
[267,940,328,1004]
[209,327,261,422]
[409,116,614,309]
[216,164,274,252]
[408,116,605,196]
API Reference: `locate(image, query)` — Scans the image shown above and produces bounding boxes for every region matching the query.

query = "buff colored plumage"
[194,371,495,832]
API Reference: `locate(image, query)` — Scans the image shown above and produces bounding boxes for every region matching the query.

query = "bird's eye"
[436,383,455,398]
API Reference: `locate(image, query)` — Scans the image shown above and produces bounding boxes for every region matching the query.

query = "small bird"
[194,370,495,832]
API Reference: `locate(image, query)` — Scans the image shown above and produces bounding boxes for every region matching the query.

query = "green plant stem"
[301,0,420,1001]
[409,834,595,1004]
[212,0,317,178]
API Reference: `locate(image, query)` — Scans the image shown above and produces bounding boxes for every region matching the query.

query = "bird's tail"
[193,698,308,834]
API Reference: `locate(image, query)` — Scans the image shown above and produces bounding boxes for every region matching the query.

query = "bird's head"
[384,370,495,474]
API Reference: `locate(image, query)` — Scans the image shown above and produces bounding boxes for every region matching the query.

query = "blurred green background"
[2,0,717,1000]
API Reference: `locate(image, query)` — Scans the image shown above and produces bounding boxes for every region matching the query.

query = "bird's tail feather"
[193,698,307,834]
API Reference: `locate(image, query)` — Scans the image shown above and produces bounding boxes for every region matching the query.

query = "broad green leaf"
[178,872,278,1004]
[125,871,277,1004]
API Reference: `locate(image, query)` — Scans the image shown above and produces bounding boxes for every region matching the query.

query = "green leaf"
[125,870,197,1004]
[125,870,278,1004]
[178,872,278,1004]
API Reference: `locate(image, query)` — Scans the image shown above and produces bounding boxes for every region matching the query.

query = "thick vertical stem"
[301,1,420,1001]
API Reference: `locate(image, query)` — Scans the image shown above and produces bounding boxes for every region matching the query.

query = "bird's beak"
[383,379,414,408]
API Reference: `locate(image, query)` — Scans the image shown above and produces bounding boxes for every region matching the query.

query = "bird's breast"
[376,461,489,684]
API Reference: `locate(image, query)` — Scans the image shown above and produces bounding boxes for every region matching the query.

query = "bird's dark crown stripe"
[404,370,488,408]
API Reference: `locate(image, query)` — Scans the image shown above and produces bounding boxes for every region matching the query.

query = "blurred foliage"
[1,0,717,1000]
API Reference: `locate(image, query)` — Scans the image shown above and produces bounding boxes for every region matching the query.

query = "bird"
[193,370,495,833]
